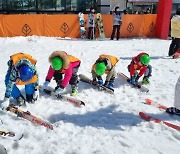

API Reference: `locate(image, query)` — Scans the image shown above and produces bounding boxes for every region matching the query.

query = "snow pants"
[88,27,96,39]
[168,38,180,56]
[111,25,121,40]
[5,83,35,99]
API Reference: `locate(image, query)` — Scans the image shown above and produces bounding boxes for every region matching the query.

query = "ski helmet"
[140,54,150,65]
[19,65,33,82]
[51,57,63,70]
[95,62,106,76]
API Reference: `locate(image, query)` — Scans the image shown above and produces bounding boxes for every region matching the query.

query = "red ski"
[6,105,53,130]
[145,98,167,110]
[39,85,85,107]
[139,112,180,131]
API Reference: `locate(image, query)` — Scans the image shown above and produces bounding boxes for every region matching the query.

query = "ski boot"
[107,82,114,89]
[26,94,35,104]
[104,78,114,89]
[15,95,26,106]
[71,85,78,96]
[142,76,150,85]
[166,107,180,116]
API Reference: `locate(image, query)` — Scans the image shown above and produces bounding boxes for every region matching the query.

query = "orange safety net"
[3,14,44,37]
[44,15,80,37]
[121,14,157,37]
[0,14,157,38]
[0,15,4,36]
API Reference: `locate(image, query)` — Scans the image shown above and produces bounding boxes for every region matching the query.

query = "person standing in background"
[87,7,96,40]
[110,6,122,40]
[168,8,180,57]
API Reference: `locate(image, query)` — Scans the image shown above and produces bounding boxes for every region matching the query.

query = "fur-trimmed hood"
[49,51,70,69]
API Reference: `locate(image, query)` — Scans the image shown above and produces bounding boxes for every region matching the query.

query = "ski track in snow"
[0,36,180,154]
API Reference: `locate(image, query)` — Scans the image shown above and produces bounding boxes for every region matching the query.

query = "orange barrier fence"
[0,14,157,38]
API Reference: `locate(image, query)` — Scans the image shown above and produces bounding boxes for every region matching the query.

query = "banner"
[44,15,80,37]
[0,14,157,38]
[4,15,44,37]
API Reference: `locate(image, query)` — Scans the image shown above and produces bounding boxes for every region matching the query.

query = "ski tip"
[13,133,24,141]
[109,88,114,92]
[80,101,85,106]
[139,112,151,121]
[145,98,151,103]
[139,112,143,116]
[18,134,24,140]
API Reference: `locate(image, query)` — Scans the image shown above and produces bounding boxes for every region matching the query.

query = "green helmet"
[51,57,63,70]
[95,62,106,76]
[140,54,150,65]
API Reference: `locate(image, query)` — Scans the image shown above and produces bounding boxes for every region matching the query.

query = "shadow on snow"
[48,104,142,130]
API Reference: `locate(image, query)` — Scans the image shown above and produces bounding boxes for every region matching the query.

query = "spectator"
[168,8,180,57]
[110,6,122,40]
[87,7,96,40]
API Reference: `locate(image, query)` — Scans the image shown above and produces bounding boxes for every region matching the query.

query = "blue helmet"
[19,66,33,82]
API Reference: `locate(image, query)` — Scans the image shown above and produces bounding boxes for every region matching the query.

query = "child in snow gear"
[111,6,122,40]
[166,76,180,115]
[87,7,96,40]
[128,52,152,85]
[43,51,81,96]
[1,53,39,108]
[168,8,180,57]
[91,54,119,89]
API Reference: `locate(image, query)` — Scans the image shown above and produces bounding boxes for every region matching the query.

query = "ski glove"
[1,97,9,110]
[43,81,50,89]
[54,87,64,96]
[130,76,135,85]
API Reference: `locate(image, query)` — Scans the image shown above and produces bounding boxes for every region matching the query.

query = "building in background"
[172,0,180,14]
[98,0,126,14]
[127,0,180,14]
[0,0,98,14]
[127,0,158,14]
[0,0,179,14]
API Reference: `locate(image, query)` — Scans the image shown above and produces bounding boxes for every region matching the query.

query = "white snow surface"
[0,36,180,154]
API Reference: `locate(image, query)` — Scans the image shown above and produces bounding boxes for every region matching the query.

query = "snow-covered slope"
[0,36,179,154]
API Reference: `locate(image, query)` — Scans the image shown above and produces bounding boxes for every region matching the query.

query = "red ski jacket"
[129,52,149,77]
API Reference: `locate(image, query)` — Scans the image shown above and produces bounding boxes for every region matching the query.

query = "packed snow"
[0,36,179,154]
